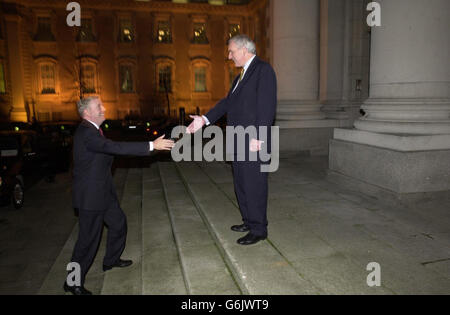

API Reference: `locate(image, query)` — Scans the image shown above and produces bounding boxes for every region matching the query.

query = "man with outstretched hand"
[65,96,174,295]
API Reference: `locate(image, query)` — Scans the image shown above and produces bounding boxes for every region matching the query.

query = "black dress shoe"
[231,224,250,232]
[237,233,267,245]
[63,282,92,295]
[103,259,133,272]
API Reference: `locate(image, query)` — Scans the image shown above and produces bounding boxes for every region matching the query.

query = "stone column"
[354,0,450,135]
[272,0,341,154]
[320,0,370,124]
[5,14,27,122]
[273,0,325,123]
[329,0,450,194]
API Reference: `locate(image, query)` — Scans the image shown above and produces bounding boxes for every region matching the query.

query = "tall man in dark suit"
[187,35,277,246]
[65,96,174,295]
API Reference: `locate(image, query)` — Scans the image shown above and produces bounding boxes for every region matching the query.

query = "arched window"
[155,59,175,93]
[35,57,58,95]
[194,66,207,92]
[191,58,211,98]
[40,63,56,94]
[79,59,98,95]
[118,59,136,93]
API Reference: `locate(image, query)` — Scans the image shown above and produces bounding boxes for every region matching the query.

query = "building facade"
[1,0,449,196]
[0,0,269,121]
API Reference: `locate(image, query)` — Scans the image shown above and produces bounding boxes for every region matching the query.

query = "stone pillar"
[273,0,324,122]
[272,0,341,154]
[320,0,370,124]
[329,0,450,194]
[354,0,450,135]
[4,14,27,122]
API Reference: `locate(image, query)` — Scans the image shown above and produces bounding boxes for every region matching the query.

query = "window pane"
[77,19,96,42]
[120,65,134,93]
[229,24,240,38]
[0,63,5,94]
[41,64,55,94]
[119,19,134,42]
[157,21,172,43]
[34,17,55,41]
[193,23,208,44]
[194,67,206,92]
[81,64,96,93]
[158,66,171,92]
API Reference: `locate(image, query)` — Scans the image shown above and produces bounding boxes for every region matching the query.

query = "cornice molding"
[33,54,58,61]
[14,0,254,16]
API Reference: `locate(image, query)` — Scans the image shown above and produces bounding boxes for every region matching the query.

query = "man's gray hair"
[76,96,98,117]
[229,34,257,55]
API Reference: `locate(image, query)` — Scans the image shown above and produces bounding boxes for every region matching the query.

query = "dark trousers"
[70,199,127,286]
[232,161,268,237]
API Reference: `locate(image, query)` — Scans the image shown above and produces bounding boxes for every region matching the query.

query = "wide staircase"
[38,161,320,295]
[38,160,450,295]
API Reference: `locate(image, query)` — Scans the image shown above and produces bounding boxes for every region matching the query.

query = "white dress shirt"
[232,54,256,93]
[203,55,256,126]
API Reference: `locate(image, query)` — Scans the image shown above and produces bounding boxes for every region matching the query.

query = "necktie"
[239,68,244,82]
[99,128,104,137]
[232,68,245,94]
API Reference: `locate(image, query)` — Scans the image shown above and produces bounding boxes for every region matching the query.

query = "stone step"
[101,168,143,295]
[38,168,128,295]
[175,161,320,294]
[141,165,187,295]
[158,162,241,295]
[192,161,450,294]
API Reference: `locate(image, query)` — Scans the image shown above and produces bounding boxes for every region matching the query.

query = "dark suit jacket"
[205,56,277,159]
[72,119,150,211]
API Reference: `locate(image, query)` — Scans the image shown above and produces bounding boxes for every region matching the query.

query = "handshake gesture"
[186,115,263,152]
[151,115,205,151]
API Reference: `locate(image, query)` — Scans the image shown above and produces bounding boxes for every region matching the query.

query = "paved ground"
[1,155,449,295]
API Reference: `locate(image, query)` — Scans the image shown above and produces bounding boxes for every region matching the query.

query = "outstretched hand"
[250,138,264,152]
[153,135,175,151]
[186,115,206,134]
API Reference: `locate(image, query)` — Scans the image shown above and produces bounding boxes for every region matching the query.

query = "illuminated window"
[157,21,172,43]
[226,0,250,4]
[193,23,208,44]
[194,67,207,92]
[0,63,5,94]
[81,64,96,94]
[119,65,134,93]
[77,19,96,42]
[119,19,134,42]
[40,64,56,94]
[158,66,172,93]
[229,23,240,39]
[34,17,55,41]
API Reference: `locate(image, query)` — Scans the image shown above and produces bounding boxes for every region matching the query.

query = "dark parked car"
[0,130,58,209]
[35,121,79,173]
